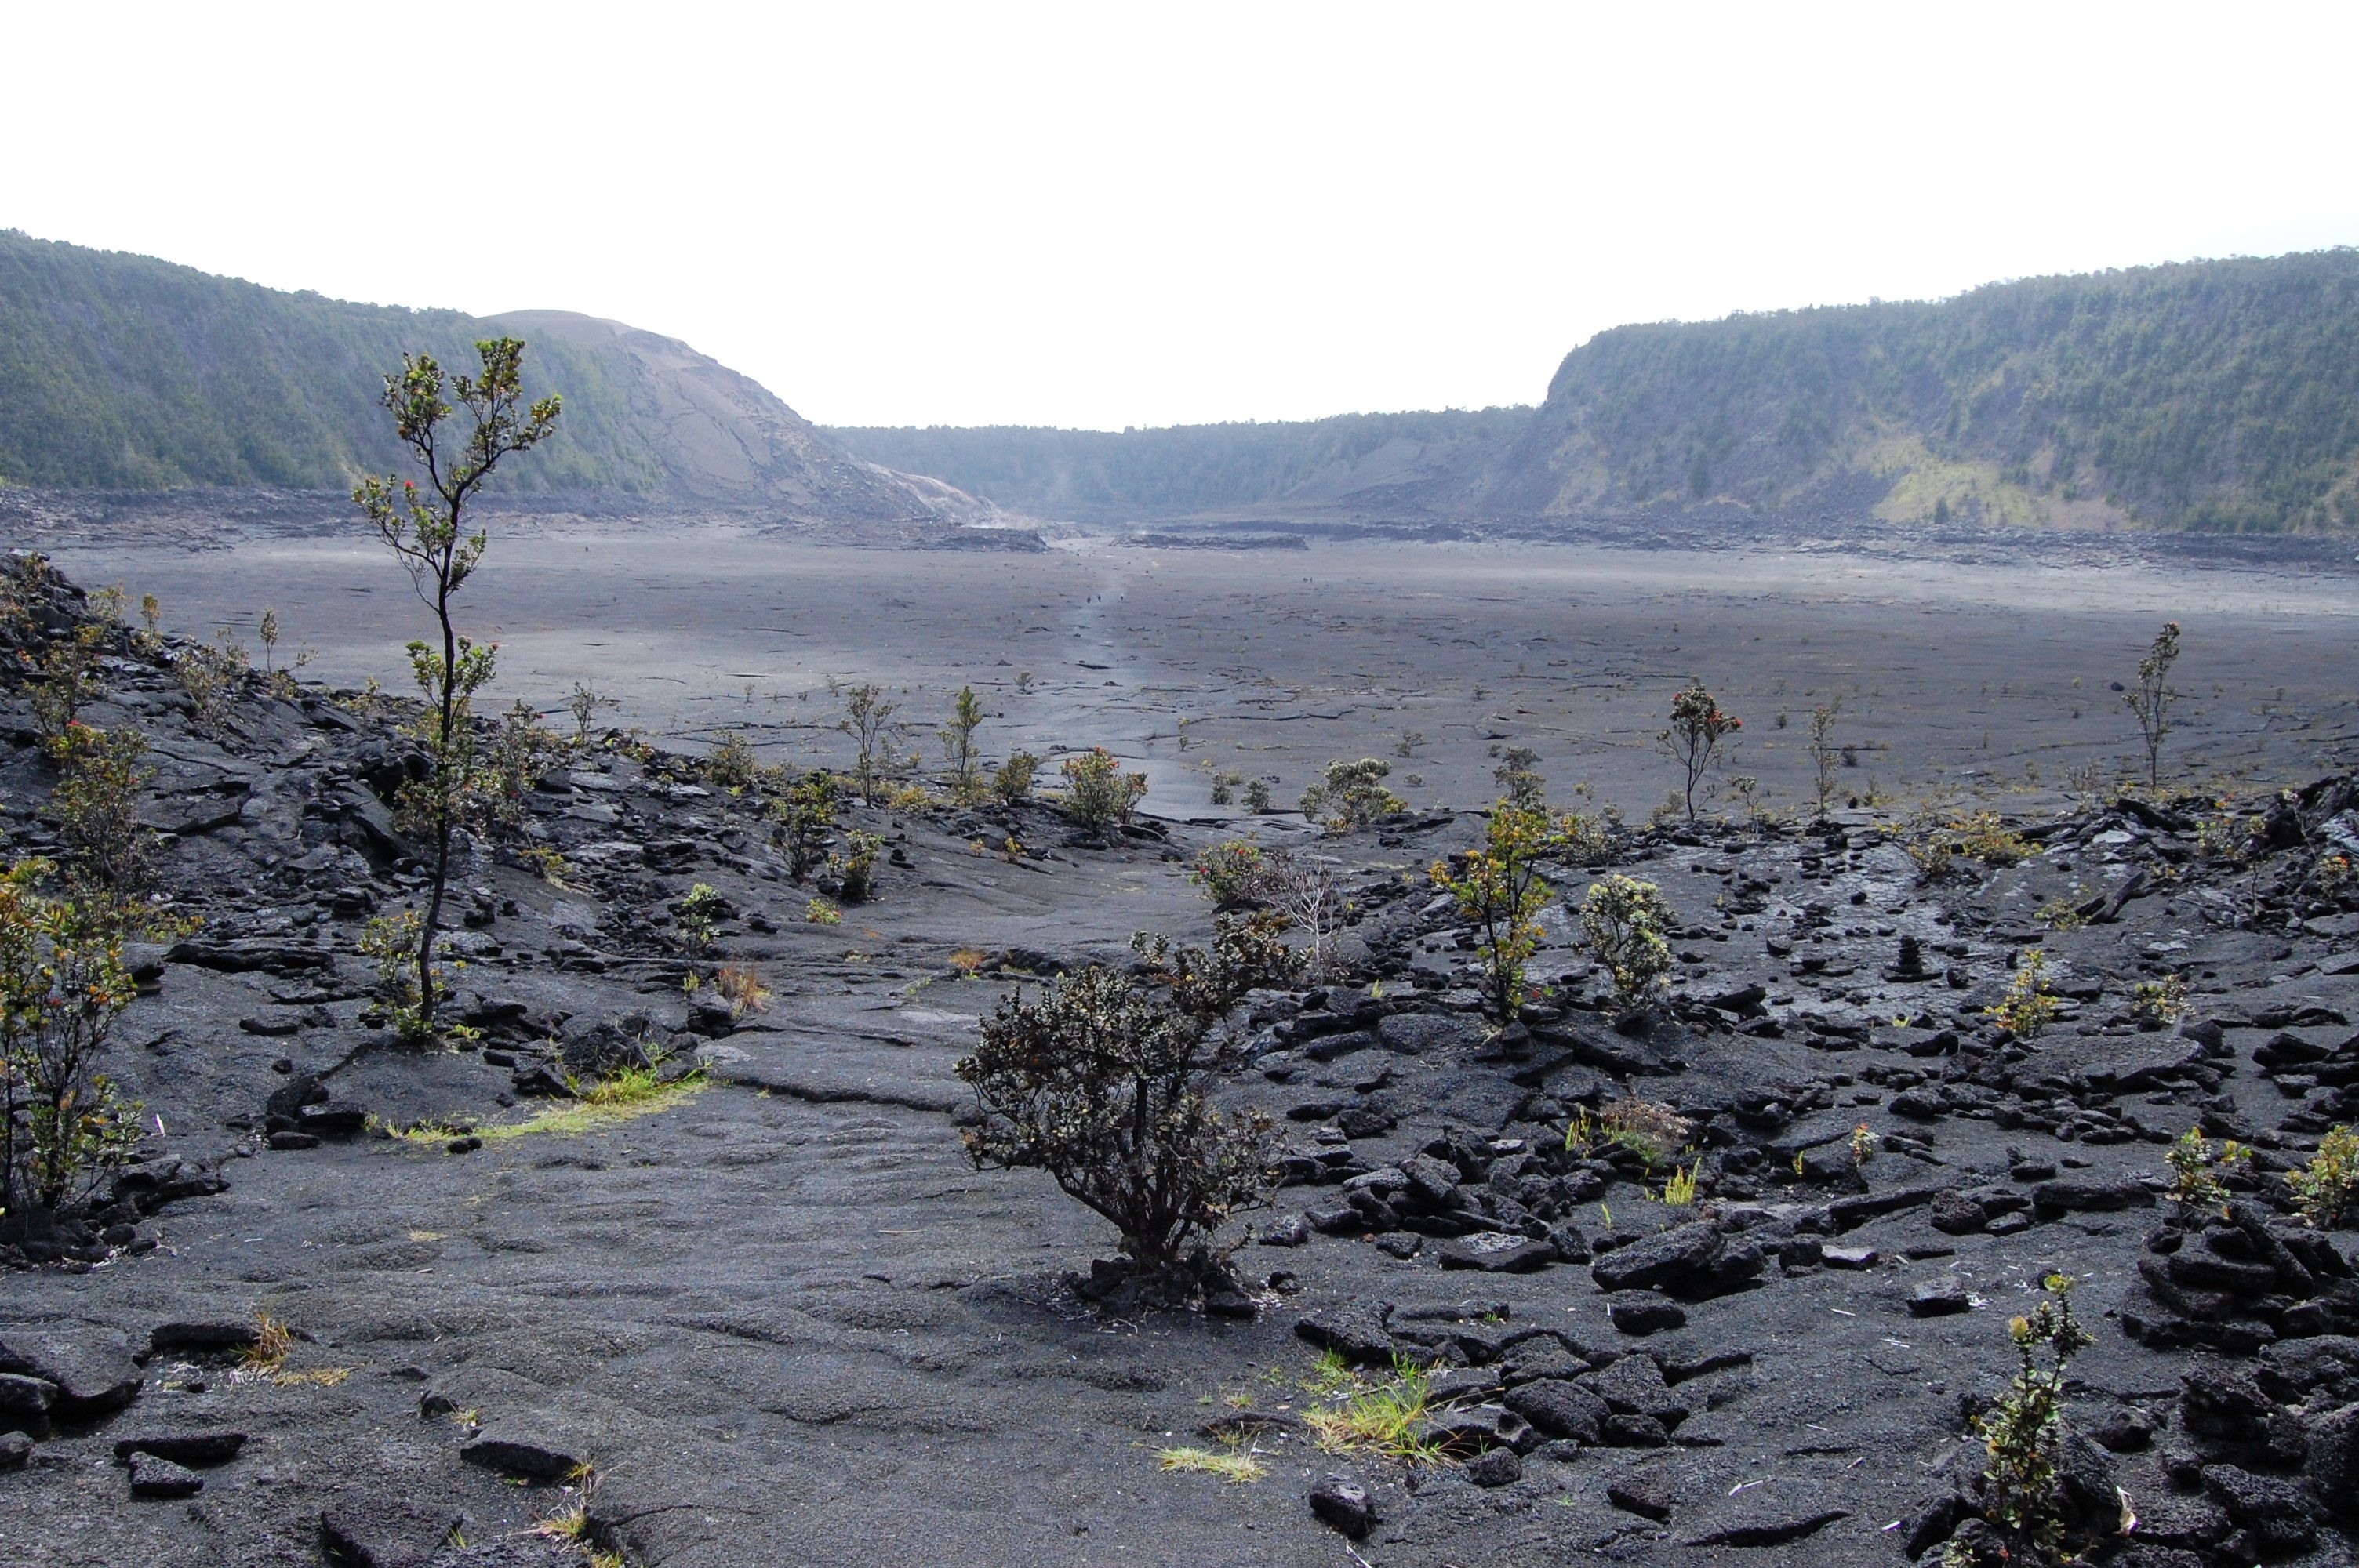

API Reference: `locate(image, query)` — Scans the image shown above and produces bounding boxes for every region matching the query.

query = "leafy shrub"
[1060,748,1147,836]
[2287,1124,2357,1229]
[705,730,759,792]
[674,884,725,957]
[1990,950,2059,1037]
[2164,1124,2249,1214]
[805,898,841,926]
[45,724,156,908]
[834,681,904,800]
[564,681,617,745]
[359,911,432,1044]
[771,771,837,880]
[833,830,883,903]
[1656,681,1739,821]
[1947,1276,2094,1567]
[1299,758,1404,832]
[0,861,143,1216]
[483,700,557,833]
[1188,841,1267,909]
[1907,810,2032,879]
[1242,779,1273,814]
[173,634,249,736]
[993,750,1041,805]
[1430,803,1559,1022]
[941,685,985,801]
[1492,747,1545,812]
[955,912,1301,1290]
[2130,975,2189,1024]
[1579,875,1674,1010]
[1565,1095,1692,1166]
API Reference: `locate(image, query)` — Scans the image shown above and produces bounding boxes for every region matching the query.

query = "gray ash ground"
[2,553,2357,1568]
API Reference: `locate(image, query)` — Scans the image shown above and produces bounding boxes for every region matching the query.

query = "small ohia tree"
[0,859,142,1220]
[354,338,561,1034]
[1579,873,1674,1011]
[2124,620,2182,789]
[1431,801,1561,1022]
[1806,695,1843,820]
[1658,681,1740,821]
[956,911,1301,1298]
[941,684,985,801]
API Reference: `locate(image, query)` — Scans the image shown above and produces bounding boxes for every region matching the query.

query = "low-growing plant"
[954,912,1300,1294]
[2130,975,2189,1025]
[1156,1444,1267,1484]
[2286,1124,2357,1229]
[482,700,556,833]
[0,861,144,1218]
[1430,802,1560,1022]
[2164,1123,2249,1215]
[565,681,617,745]
[1990,950,2059,1038]
[771,770,837,880]
[1850,1122,1878,1166]
[1660,1163,1698,1205]
[359,910,431,1044]
[1243,779,1273,814]
[1299,758,1404,832]
[1060,748,1147,837]
[1908,810,2032,879]
[1304,1354,1443,1462]
[829,830,883,904]
[1579,874,1675,1010]
[805,898,841,926]
[1188,841,1267,909]
[519,847,572,887]
[674,884,725,958]
[1947,1275,2094,1568]
[705,730,759,792]
[173,631,249,737]
[993,749,1041,805]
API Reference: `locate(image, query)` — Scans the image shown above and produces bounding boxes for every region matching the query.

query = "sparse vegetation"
[1260,848,1345,982]
[1906,809,2031,879]
[2129,975,2189,1025]
[941,685,985,802]
[831,830,883,904]
[1303,1354,1445,1463]
[1492,747,1544,811]
[1807,697,1843,819]
[565,681,617,745]
[992,749,1041,805]
[835,681,904,800]
[45,724,158,910]
[1156,1445,1267,1484]
[705,729,759,792]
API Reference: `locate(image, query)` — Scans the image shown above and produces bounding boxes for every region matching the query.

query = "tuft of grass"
[714,964,771,1015]
[273,1366,351,1388]
[242,1313,293,1375]
[949,947,989,975]
[396,1071,707,1147]
[1157,1445,1268,1484]
[1304,1355,1445,1463]
[1660,1163,1698,1205]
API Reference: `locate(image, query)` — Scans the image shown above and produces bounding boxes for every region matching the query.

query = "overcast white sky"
[9,3,2358,430]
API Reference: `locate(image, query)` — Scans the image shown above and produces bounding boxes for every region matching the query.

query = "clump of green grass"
[394,1069,707,1146]
[1156,1444,1268,1484]
[1304,1353,1446,1462]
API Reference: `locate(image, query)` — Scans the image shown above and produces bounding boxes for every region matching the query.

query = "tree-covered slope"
[1480,249,2359,532]
[830,408,1530,522]
[0,231,961,520]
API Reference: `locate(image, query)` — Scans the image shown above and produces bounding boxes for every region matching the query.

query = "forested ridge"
[830,408,1531,522]
[8,227,2359,531]
[1489,248,2359,532]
